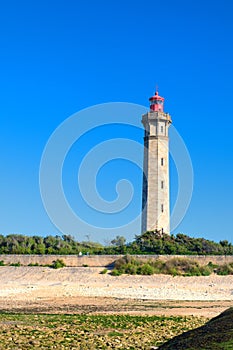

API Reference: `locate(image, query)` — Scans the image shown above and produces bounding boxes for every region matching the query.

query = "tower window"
[161,158,164,166]
[161,126,164,133]
[161,181,164,189]
[161,204,164,213]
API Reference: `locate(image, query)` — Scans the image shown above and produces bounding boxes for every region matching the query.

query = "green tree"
[111,236,126,247]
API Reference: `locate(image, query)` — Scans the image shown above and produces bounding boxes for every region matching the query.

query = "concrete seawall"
[0,254,233,267]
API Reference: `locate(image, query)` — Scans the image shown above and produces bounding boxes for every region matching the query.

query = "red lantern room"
[149,91,164,112]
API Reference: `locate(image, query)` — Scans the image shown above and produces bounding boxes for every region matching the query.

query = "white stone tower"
[141,90,172,234]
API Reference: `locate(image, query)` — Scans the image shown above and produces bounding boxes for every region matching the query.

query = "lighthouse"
[141,90,172,234]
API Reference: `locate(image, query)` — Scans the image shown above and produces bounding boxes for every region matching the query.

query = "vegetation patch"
[9,262,21,267]
[111,255,226,276]
[0,313,206,349]
[0,231,232,255]
[216,262,233,275]
[27,260,66,269]
[49,259,66,269]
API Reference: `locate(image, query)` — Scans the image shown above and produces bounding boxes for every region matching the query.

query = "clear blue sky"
[1,0,233,243]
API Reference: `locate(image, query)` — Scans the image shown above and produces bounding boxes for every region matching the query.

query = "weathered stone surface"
[141,111,172,234]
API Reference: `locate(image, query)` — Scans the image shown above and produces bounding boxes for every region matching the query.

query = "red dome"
[149,90,164,112]
[149,91,164,102]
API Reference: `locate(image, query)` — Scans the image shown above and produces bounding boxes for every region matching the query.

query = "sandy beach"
[0,266,232,317]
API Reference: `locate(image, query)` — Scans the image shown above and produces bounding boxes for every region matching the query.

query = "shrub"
[199,265,212,276]
[10,262,21,267]
[28,263,40,267]
[124,263,137,275]
[0,260,5,266]
[150,260,165,274]
[111,269,122,276]
[216,264,233,275]
[50,259,66,269]
[100,268,108,274]
[162,258,210,276]
[137,263,155,275]
[208,261,218,269]
[82,264,89,267]
[114,255,133,270]
[165,267,181,276]
[111,256,218,277]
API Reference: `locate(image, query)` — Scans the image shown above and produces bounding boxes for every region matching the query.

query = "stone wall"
[0,254,233,267]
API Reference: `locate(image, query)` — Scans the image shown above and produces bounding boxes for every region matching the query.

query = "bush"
[114,255,133,270]
[208,261,218,269]
[111,256,219,277]
[0,260,5,266]
[28,263,40,267]
[82,264,89,267]
[150,260,165,274]
[137,263,155,275]
[161,258,212,276]
[111,269,122,276]
[10,262,21,267]
[124,263,137,275]
[199,265,212,276]
[100,268,108,274]
[216,264,233,275]
[50,259,66,269]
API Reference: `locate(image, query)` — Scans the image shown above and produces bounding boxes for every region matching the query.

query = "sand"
[0,266,232,317]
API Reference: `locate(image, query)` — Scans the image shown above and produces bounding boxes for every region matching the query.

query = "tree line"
[0,231,232,255]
